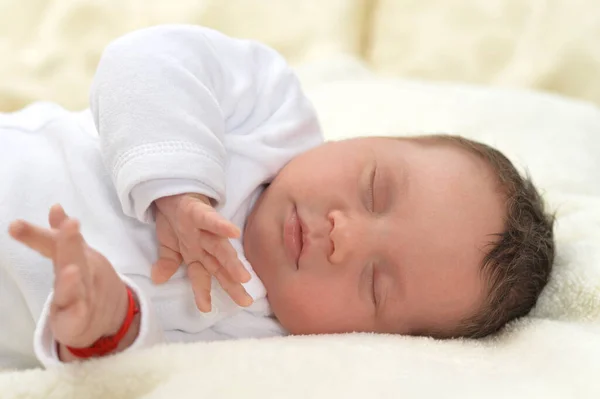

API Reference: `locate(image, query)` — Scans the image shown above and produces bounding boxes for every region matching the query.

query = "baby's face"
[244,137,505,336]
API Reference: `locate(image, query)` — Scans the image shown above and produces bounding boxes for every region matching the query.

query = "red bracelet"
[67,287,140,358]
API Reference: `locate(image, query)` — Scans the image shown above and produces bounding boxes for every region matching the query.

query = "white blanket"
[1,59,599,398]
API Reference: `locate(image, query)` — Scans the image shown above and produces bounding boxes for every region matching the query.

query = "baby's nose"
[327,210,364,265]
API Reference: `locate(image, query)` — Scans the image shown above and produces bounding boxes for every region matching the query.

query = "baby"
[0,25,555,370]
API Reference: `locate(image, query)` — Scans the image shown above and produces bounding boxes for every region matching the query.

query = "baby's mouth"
[284,206,304,268]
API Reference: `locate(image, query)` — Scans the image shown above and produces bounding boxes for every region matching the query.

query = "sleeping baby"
[0,25,555,369]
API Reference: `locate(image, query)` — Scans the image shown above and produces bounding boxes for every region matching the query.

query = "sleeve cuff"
[33,275,165,368]
[113,142,226,222]
[130,178,221,223]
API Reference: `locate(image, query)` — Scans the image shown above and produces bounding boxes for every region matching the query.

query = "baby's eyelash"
[368,165,377,212]
[369,264,377,306]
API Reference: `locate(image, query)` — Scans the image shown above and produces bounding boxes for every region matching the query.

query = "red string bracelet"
[67,287,140,358]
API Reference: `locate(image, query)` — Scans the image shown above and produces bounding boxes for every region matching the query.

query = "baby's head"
[244,135,555,338]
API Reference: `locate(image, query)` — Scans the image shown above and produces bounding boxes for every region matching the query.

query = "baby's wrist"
[105,284,130,335]
[155,193,212,214]
[184,192,211,203]
[58,287,141,362]
[57,315,141,362]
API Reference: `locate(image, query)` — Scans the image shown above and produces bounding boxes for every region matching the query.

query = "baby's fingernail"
[225,224,240,237]
[241,295,253,307]
[240,271,251,283]
[51,203,65,215]
[196,300,211,313]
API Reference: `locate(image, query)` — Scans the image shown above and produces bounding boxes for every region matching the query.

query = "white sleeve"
[91,24,322,223]
[33,276,164,368]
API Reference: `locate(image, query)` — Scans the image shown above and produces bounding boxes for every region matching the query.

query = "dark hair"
[417,135,555,338]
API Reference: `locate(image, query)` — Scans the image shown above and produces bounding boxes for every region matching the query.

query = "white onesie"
[0,25,323,369]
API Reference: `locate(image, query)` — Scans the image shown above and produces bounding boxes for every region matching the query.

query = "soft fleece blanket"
[0,60,599,398]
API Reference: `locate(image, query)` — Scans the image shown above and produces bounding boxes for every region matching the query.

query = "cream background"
[0,1,599,397]
[369,0,600,107]
[1,0,600,110]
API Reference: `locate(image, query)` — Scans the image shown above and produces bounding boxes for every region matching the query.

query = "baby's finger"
[190,205,240,238]
[55,219,90,286]
[215,270,253,308]
[201,253,253,308]
[200,232,250,283]
[52,264,86,311]
[151,244,183,284]
[187,260,212,313]
[48,204,68,229]
[8,220,56,259]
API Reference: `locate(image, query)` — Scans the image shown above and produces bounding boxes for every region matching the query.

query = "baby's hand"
[9,205,135,361]
[153,193,253,312]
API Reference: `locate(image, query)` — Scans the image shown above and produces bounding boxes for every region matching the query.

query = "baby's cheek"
[271,278,359,335]
[270,281,325,334]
